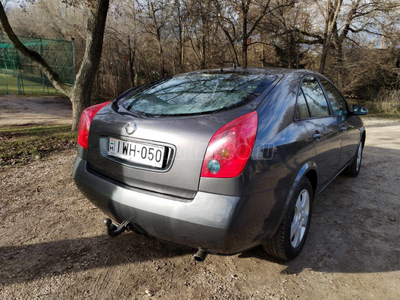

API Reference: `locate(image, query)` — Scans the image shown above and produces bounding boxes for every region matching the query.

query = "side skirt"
[316,157,354,195]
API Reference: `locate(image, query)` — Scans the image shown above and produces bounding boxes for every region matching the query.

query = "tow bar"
[104,218,130,237]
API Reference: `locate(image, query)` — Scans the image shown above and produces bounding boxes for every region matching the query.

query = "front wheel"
[342,141,363,177]
[263,177,314,260]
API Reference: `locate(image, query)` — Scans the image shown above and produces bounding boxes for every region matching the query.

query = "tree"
[214,0,294,67]
[260,2,311,68]
[331,0,399,88]
[295,0,400,87]
[135,0,171,78]
[0,0,110,131]
[182,0,216,69]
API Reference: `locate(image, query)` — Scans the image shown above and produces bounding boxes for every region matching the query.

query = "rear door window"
[301,76,330,118]
[319,79,348,117]
[122,73,276,116]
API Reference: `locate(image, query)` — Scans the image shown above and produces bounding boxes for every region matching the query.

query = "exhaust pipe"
[194,248,208,262]
[104,218,129,237]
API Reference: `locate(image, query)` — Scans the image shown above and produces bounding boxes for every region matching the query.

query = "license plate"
[108,138,165,168]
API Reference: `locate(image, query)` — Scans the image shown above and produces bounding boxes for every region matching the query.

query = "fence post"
[40,38,45,94]
[20,73,25,94]
[17,73,21,94]
[6,74,9,94]
[71,37,76,82]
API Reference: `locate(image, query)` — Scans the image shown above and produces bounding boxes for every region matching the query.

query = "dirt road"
[0,95,71,127]
[1,116,399,299]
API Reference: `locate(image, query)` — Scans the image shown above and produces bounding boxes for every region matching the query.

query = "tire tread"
[262,177,313,260]
[262,216,288,260]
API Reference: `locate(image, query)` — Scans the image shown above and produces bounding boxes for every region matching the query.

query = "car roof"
[181,67,316,77]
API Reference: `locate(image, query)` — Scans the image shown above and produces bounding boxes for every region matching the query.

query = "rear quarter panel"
[199,72,319,245]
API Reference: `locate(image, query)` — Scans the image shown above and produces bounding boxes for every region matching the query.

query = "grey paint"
[72,68,365,254]
[73,156,292,253]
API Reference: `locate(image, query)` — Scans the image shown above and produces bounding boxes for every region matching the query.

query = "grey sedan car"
[73,68,367,261]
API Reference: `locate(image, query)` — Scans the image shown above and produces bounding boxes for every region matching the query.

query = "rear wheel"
[263,177,313,260]
[342,141,363,177]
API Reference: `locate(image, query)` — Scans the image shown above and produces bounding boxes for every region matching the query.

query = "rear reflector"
[77,101,111,149]
[201,111,258,178]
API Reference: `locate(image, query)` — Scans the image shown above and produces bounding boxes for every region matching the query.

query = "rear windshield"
[122,73,276,116]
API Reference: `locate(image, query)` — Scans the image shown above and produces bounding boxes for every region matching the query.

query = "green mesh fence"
[0,34,75,94]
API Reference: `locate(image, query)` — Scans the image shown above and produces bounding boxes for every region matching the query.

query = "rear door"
[319,78,359,168]
[298,75,342,188]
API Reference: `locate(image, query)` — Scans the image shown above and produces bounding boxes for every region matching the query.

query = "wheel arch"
[304,169,318,196]
[266,161,318,241]
[294,161,318,192]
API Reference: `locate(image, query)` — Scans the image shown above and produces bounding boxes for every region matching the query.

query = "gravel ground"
[0,115,399,299]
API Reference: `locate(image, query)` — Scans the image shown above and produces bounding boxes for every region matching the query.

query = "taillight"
[201,111,258,178]
[77,101,111,149]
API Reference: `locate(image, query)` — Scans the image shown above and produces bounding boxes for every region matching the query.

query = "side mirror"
[352,105,368,115]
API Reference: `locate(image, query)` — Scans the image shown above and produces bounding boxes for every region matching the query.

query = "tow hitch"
[104,218,130,237]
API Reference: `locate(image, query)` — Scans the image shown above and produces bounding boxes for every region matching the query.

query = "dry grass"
[0,125,76,167]
[371,89,400,115]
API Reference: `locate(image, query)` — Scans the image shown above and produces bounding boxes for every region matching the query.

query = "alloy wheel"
[356,143,362,171]
[290,189,310,248]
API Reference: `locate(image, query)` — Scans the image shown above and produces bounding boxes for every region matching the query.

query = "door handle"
[313,131,322,140]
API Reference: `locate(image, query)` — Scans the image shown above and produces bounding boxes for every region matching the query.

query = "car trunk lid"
[87,106,250,199]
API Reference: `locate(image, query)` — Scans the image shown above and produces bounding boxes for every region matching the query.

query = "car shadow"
[239,145,400,274]
[4,143,396,286]
[0,233,191,286]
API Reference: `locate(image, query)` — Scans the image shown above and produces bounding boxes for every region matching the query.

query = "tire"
[342,141,363,177]
[263,177,313,260]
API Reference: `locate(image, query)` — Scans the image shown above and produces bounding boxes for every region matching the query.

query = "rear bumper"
[72,156,286,254]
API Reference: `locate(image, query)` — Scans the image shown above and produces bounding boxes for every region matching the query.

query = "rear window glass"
[122,73,276,116]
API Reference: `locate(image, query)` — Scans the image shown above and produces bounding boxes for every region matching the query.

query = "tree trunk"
[181,25,185,72]
[319,0,343,75]
[201,28,206,69]
[242,39,248,68]
[128,36,135,87]
[71,0,109,131]
[333,38,344,89]
[150,2,165,78]
[287,31,292,68]
[319,2,330,75]
[241,1,248,68]
[71,92,90,131]
[319,40,329,74]
[222,31,240,66]
[158,42,165,77]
